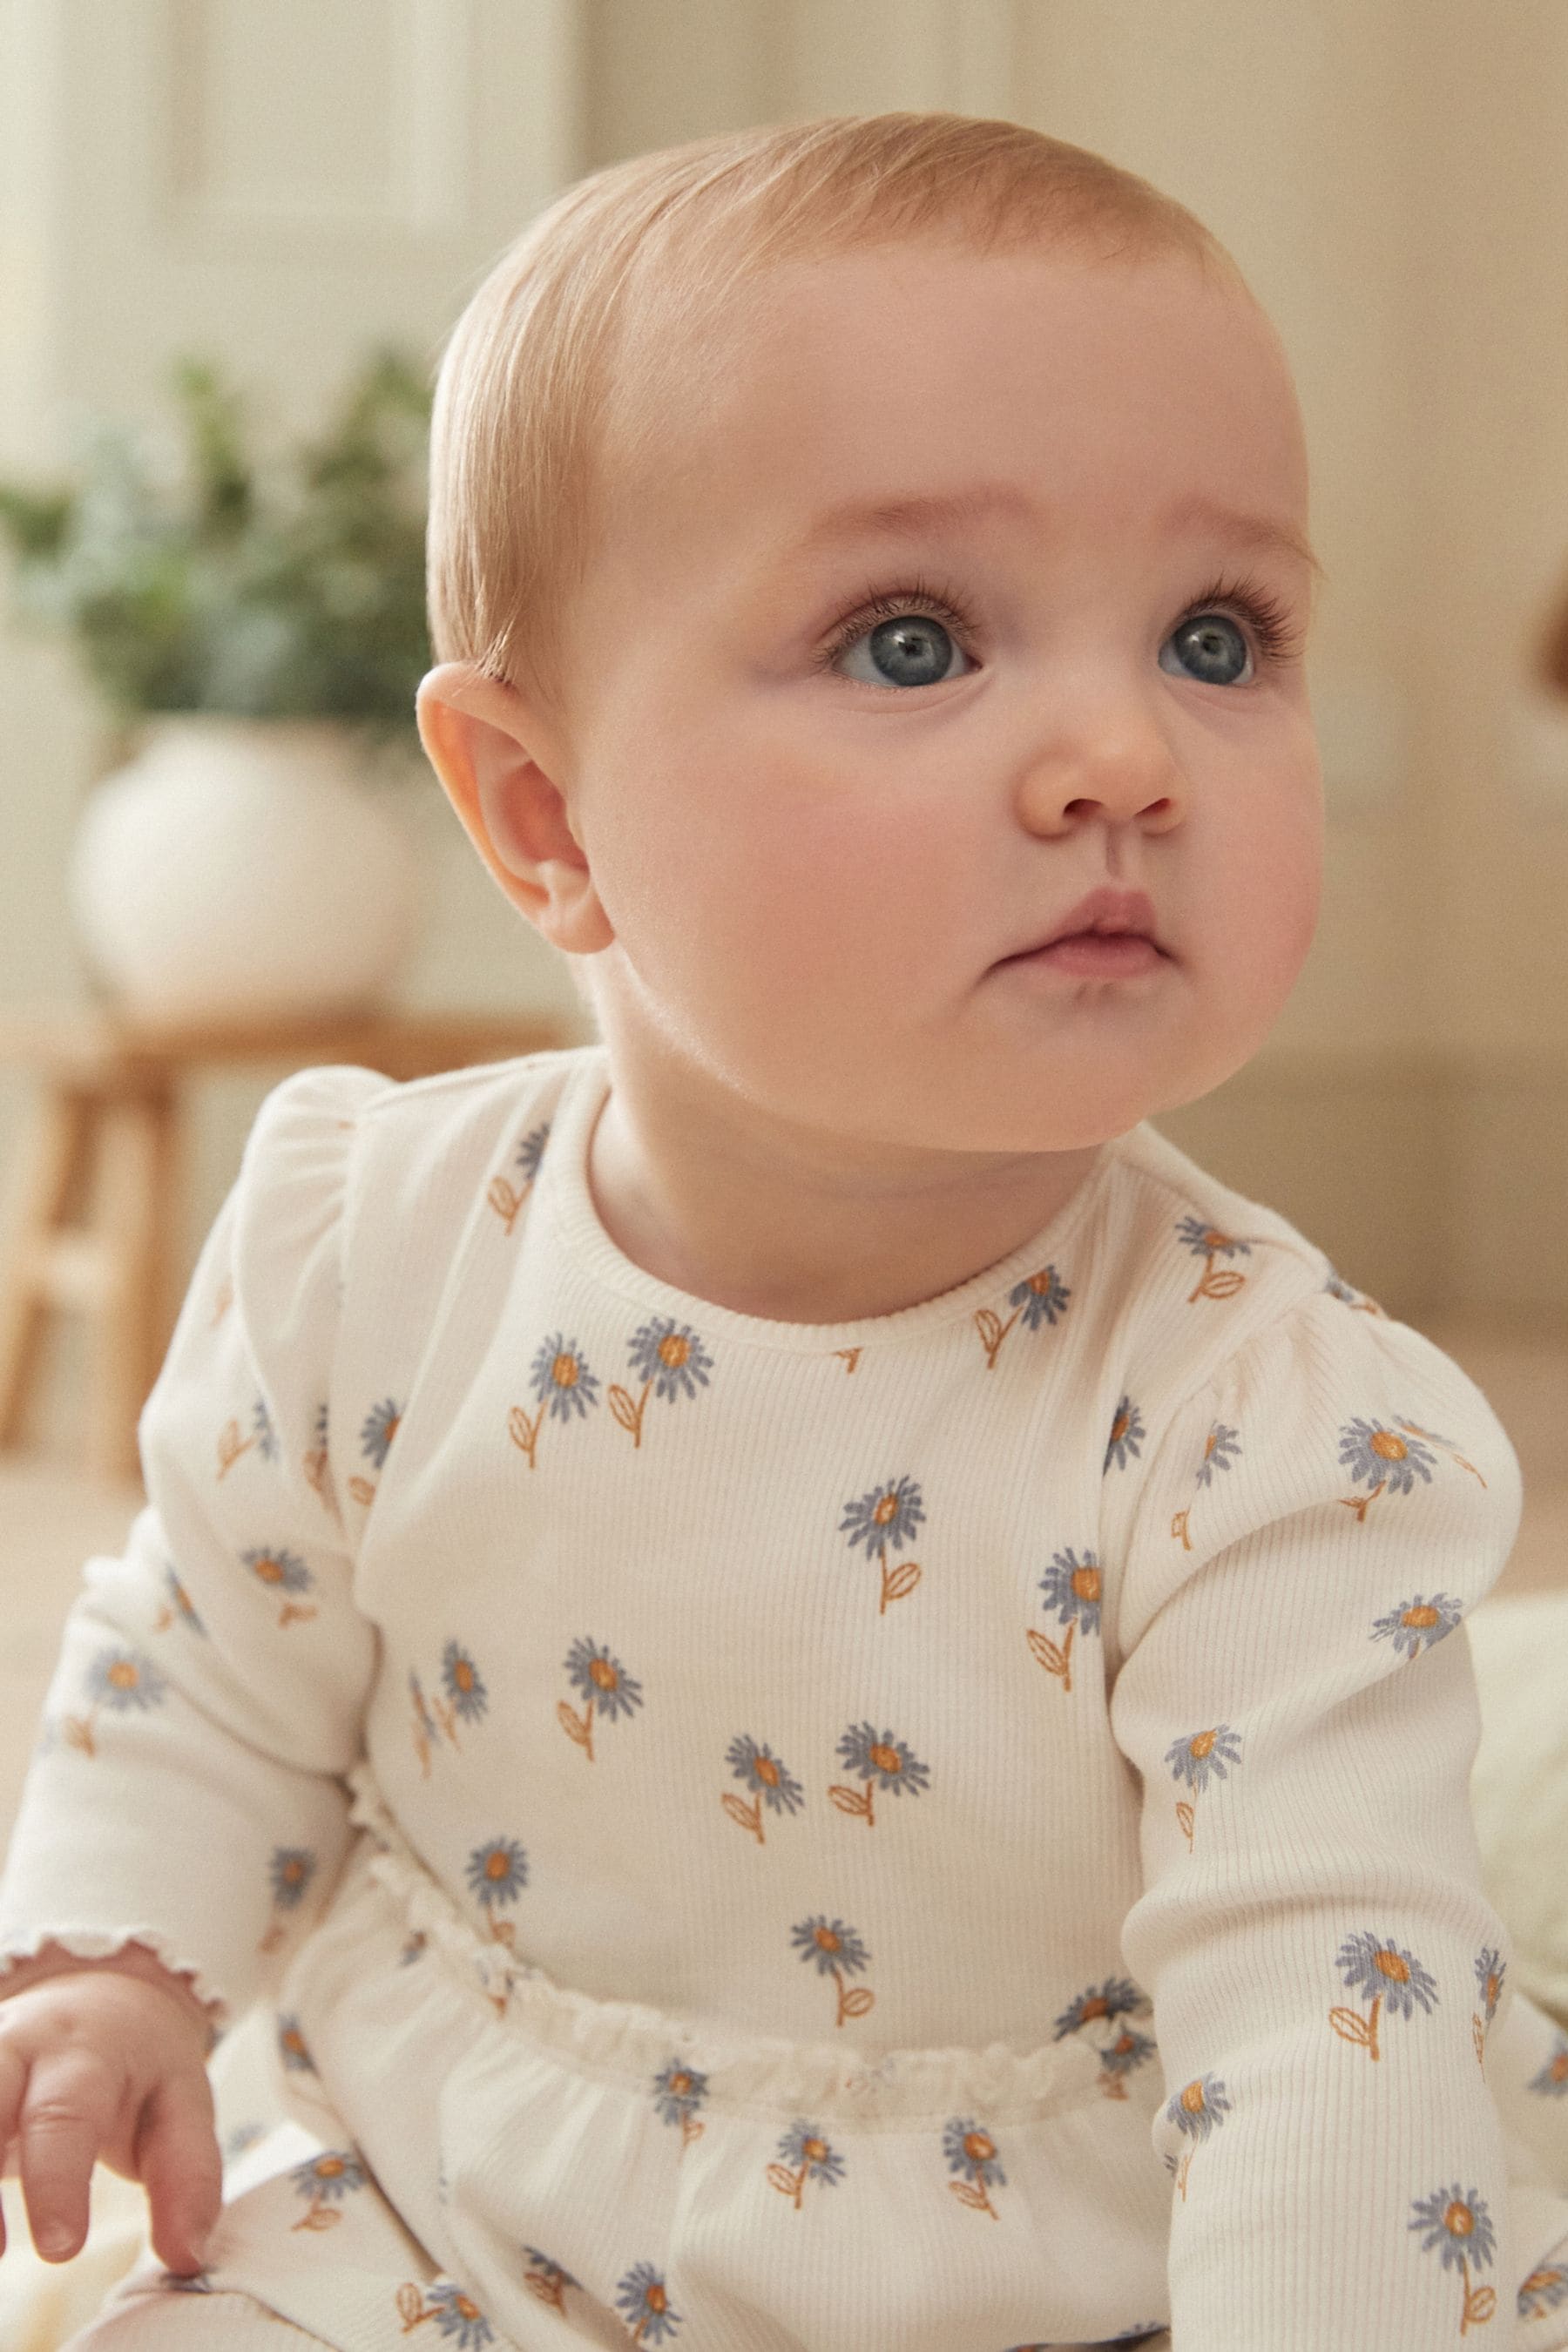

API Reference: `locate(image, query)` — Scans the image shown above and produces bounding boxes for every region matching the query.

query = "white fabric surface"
[1,1043,1565,2350]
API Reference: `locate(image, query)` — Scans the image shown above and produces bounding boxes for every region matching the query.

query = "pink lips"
[1002,886,1166,978]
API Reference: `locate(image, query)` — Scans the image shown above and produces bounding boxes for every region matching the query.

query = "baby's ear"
[416,663,613,955]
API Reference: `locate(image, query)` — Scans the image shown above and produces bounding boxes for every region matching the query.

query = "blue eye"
[1160,612,1253,687]
[836,611,971,689]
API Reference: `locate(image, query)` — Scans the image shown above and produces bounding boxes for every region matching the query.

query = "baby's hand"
[0,1946,220,2273]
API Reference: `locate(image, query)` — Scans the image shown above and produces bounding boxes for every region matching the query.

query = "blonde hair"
[427,112,1240,721]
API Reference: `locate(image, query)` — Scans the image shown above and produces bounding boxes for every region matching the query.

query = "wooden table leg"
[89,1079,179,1485]
[0,1085,97,1453]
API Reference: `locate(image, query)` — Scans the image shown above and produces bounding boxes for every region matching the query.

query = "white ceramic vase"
[68,715,423,1022]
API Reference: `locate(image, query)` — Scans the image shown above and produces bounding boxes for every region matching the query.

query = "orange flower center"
[1444,2200,1474,2239]
[668,2072,691,2096]
[1402,1605,1439,1630]
[1524,2273,1557,2296]
[485,1850,510,1881]
[1551,2052,1568,2083]
[455,2300,478,2321]
[755,1756,780,1787]
[454,1659,475,1691]
[552,1354,578,1389]
[873,1493,899,1525]
[1111,1412,1130,1444]
[589,1657,618,1691]
[382,1415,400,1447]
[1373,1949,1411,1984]
[107,1660,138,1689]
[814,1926,841,1954]
[1071,1565,1101,1602]
[316,2157,344,2180]
[1189,1730,1216,1760]
[1202,1228,1227,1252]
[1485,1974,1500,2008]
[869,1743,902,1774]
[803,2137,827,2161]
[280,1859,305,1885]
[1081,1996,1109,2022]
[1027,1269,1053,1294]
[645,2285,666,2313]
[1203,1430,1218,1459]
[1180,2080,1206,2114]
[1369,1429,1408,1462]
[253,1555,284,1583]
[283,2028,307,2057]
[963,2132,995,2162]
[658,1334,689,1367]
[1113,2032,1137,2055]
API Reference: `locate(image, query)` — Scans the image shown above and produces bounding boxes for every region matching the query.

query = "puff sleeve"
[0,1062,389,2032]
[1109,1289,1524,2350]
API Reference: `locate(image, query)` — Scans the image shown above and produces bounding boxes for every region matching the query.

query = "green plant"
[0,351,432,732]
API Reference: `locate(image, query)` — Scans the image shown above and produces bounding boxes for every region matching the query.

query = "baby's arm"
[0,1064,388,2259]
[1109,1289,1523,2350]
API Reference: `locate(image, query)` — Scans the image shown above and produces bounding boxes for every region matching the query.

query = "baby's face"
[558,240,1322,1153]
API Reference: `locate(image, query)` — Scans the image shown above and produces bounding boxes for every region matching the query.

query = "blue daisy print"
[465,1837,529,1943]
[510,1334,601,1469]
[1369,1592,1463,1660]
[410,2281,495,2348]
[839,1472,927,1612]
[1338,1416,1437,1521]
[790,1915,875,2028]
[259,1845,316,1954]
[829,1720,930,1825]
[559,1635,643,1761]
[1052,1976,1151,2040]
[269,1847,315,1909]
[359,1397,402,1472]
[767,2119,847,2207]
[1473,1945,1506,2069]
[652,2058,707,2153]
[1520,2264,1568,2320]
[1166,2074,1231,2193]
[240,1543,316,1627]
[722,1734,804,1842]
[488,1120,551,1236]
[530,1334,600,1423]
[615,2259,681,2344]
[440,1640,488,1728]
[250,1396,279,1463]
[159,1565,205,1636]
[1105,1396,1146,1474]
[1175,1214,1252,1303]
[290,2147,365,2232]
[1194,1423,1241,1489]
[1165,1723,1241,1849]
[1530,2033,1568,2096]
[1030,1545,1102,1695]
[1329,1930,1439,2062]
[943,2115,1006,2218]
[277,2013,316,2074]
[975,1264,1071,1369]
[608,1317,715,1447]
[521,2246,578,2312]
[1098,2028,1159,2095]
[86,1645,166,1713]
[1409,2183,1497,2332]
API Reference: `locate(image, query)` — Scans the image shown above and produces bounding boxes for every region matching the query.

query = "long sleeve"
[1109,1288,1525,2349]
[0,1062,389,2031]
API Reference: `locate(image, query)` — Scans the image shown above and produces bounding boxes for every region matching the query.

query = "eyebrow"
[778,481,1324,579]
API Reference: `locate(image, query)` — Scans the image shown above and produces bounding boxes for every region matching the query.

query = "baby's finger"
[17,2055,113,2261]
[137,2070,221,2276]
[0,2038,31,2252]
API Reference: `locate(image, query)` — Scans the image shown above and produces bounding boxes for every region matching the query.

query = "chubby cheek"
[1202,789,1322,1037]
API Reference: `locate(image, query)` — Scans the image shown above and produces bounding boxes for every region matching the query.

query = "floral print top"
[0,1043,1561,2350]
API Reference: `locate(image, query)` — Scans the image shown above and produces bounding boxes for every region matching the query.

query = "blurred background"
[3,0,1567,1597]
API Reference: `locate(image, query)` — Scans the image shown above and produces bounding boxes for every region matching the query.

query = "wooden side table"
[0,1005,576,1483]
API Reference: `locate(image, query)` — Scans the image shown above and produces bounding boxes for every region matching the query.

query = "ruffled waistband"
[342,1763,1107,2126]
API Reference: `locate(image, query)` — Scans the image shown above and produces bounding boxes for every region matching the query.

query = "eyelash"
[814,568,1306,677]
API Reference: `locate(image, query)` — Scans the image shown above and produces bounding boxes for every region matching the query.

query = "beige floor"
[0,1317,1564,1849]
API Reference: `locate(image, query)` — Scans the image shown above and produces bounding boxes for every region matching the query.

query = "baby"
[3,110,1568,2352]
